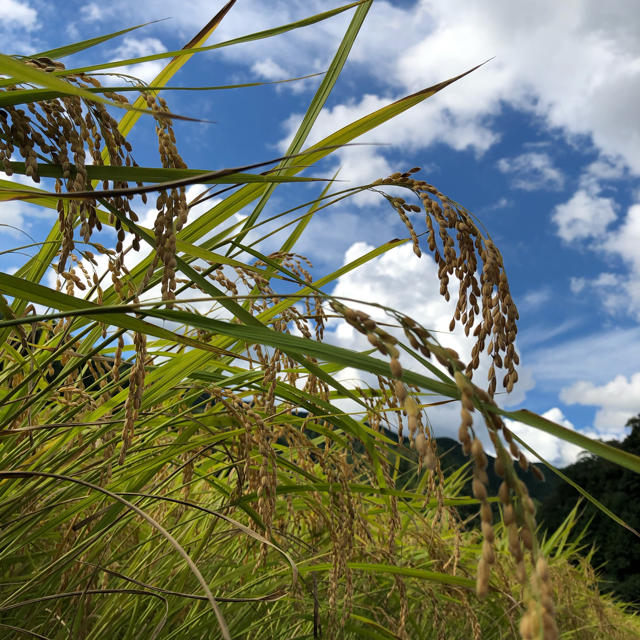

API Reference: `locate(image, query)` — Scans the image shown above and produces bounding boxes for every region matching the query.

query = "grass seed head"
[498,480,510,505]
[374,169,520,397]
[394,380,408,403]
[389,357,403,379]
[504,503,515,526]
[476,557,490,599]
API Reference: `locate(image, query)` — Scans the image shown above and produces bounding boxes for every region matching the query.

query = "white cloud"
[324,241,533,438]
[0,201,32,239]
[505,407,586,467]
[319,145,395,207]
[603,203,640,271]
[0,170,52,241]
[561,373,640,438]
[251,57,288,81]
[570,271,635,318]
[551,189,617,242]
[113,36,165,60]
[80,3,103,22]
[279,91,499,157]
[565,202,640,318]
[395,0,640,176]
[569,277,586,294]
[94,0,640,179]
[551,153,640,317]
[519,287,551,312]
[0,0,37,30]
[278,93,498,207]
[483,197,511,211]
[107,37,167,85]
[525,327,640,392]
[578,156,628,192]
[329,241,456,337]
[497,152,564,191]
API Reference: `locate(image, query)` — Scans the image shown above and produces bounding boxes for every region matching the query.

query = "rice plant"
[1,3,639,639]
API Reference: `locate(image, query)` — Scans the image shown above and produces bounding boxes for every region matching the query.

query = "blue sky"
[2,0,640,466]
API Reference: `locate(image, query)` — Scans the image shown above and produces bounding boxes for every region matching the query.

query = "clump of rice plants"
[1,3,639,639]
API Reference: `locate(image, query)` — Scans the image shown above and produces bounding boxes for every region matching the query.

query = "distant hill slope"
[376,425,558,505]
[537,416,640,607]
[381,419,640,609]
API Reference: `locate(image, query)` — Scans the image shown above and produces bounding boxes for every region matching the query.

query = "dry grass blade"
[178,0,238,55]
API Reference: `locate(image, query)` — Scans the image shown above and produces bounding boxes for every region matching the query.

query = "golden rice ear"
[0,73,190,303]
[389,356,403,379]
[376,169,520,399]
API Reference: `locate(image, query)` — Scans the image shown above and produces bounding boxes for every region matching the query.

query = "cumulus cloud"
[324,240,533,437]
[564,200,640,318]
[94,0,640,179]
[79,3,103,22]
[251,58,289,82]
[107,37,167,84]
[387,0,640,175]
[0,0,37,30]
[603,203,640,271]
[329,241,456,336]
[0,0,38,52]
[519,287,552,312]
[569,271,637,317]
[561,373,640,438]
[551,153,640,316]
[0,201,33,239]
[525,326,640,392]
[278,93,498,207]
[551,189,617,242]
[578,156,628,192]
[505,407,586,468]
[497,152,564,191]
